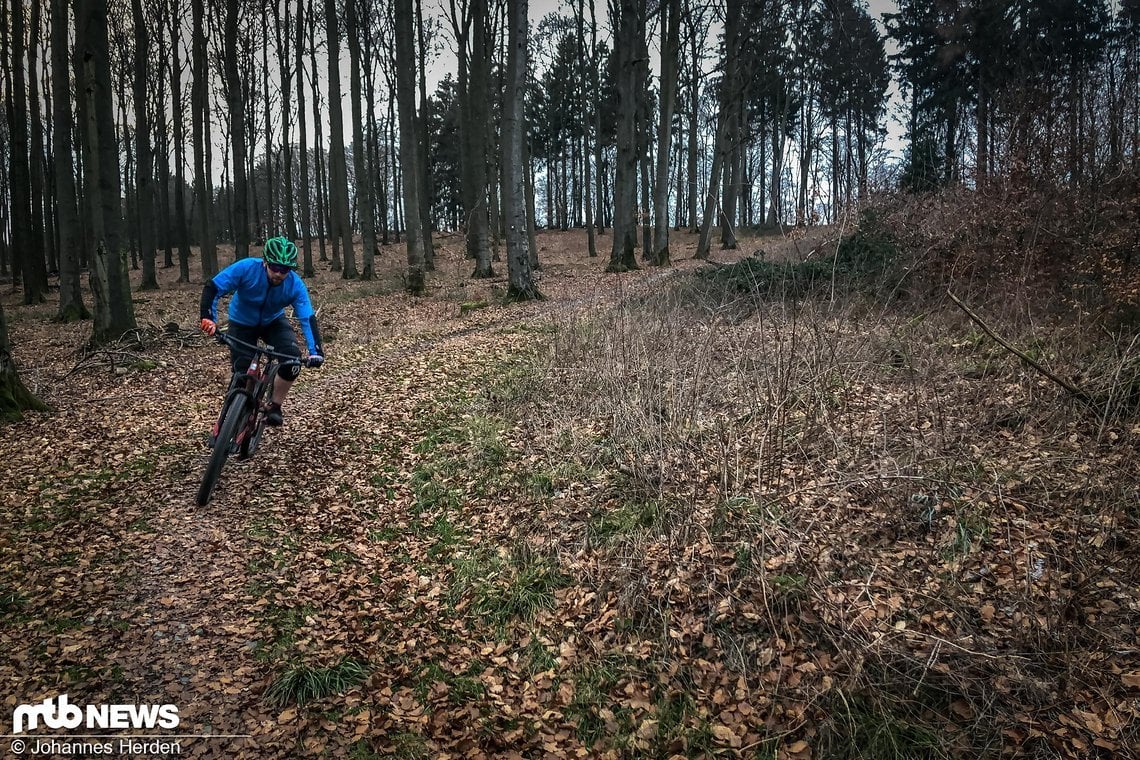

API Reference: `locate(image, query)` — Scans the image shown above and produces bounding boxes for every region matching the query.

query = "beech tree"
[223,0,251,260]
[449,0,495,278]
[51,0,88,320]
[324,0,354,275]
[75,0,137,344]
[191,0,217,276]
[7,0,47,304]
[503,0,540,299]
[0,305,47,422]
[132,0,158,289]
[607,0,647,273]
[650,0,681,266]
[346,0,376,279]
[395,0,427,294]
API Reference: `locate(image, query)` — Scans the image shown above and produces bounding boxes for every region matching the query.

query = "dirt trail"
[0,240,720,756]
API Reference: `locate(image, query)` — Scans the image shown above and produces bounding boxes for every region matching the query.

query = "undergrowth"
[513,246,1140,756]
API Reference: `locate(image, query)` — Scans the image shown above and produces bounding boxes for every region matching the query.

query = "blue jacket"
[202,258,321,354]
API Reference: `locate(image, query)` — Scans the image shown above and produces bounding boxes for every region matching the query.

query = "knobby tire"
[195,395,248,506]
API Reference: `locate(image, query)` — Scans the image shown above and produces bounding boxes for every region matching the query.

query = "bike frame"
[217,332,302,455]
[196,331,302,506]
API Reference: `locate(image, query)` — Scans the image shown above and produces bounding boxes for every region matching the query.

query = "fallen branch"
[947,291,1096,407]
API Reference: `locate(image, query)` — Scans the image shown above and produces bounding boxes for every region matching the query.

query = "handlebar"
[215,331,305,365]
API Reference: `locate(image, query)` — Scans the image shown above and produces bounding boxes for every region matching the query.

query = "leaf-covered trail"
[1,236,721,758]
[8,227,1136,758]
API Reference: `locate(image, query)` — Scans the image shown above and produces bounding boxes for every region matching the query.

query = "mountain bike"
[195,332,303,506]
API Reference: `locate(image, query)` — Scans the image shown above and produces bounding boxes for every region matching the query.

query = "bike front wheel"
[196,394,248,506]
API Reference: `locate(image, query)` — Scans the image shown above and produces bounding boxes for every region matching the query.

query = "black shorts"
[227,316,300,376]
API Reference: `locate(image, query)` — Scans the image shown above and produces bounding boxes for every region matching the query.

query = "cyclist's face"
[264,262,289,286]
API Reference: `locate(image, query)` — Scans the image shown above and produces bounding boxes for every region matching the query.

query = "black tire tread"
[195,395,247,506]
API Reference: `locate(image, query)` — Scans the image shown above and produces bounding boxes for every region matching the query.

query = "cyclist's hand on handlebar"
[305,354,325,368]
[200,318,217,336]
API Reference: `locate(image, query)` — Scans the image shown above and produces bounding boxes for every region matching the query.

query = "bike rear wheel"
[196,394,248,506]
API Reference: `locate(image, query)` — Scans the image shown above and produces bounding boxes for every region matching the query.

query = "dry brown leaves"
[1,229,1137,758]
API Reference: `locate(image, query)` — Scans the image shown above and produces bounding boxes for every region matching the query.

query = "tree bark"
[224,0,250,260]
[461,0,494,277]
[51,0,89,320]
[296,0,314,277]
[132,0,157,289]
[0,304,49,421]
[191,0,217,276]
[346,0,373,279]
[574,0,596,256]
[503,0,539,299]
[651,0,680,266]
[607,0,645,273]
[307,1,328,263]
[26,0,51,300]
[324,0,352,273]
[76,0,137,344]
[684,0,701,233]
[168,0,191,282]
[276,0,298,240]
[9,0,48,303]
[395,0,426,294]
[416,0,435,270]
[589,0,605,236]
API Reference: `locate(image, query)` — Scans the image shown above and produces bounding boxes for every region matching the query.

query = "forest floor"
[1,227,1138,760]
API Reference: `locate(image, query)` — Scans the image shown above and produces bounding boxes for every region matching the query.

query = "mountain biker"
[199,236,324,427]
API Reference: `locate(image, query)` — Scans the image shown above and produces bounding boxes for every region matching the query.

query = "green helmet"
[264,236,298,268]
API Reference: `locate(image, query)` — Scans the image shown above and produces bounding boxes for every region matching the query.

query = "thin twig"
[947,290,1096,406]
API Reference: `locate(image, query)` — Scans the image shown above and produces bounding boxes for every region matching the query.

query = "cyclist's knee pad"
[279,362,301,382]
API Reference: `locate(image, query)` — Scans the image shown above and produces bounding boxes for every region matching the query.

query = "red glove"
[200,318,217,336]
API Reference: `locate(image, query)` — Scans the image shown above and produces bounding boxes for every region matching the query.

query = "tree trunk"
[155,52,174,271]
[296,0,314,277]
[9,0,47,304]
[416,0,435,270]
[697,0,741,259]
[76,0,137,344]
[651,0,680,266]
[346,0,373,279]
[0,304,48,421]
[685,0,701,233]
[607,0,645,273]
[639,84,651,260]
[524,136,539,271]
[276,0,297,240]
[503,0,539,299]
[225,0,250,261]
[51,0,89,320]
[26,0,51,301]
[696,114,725,260]
[308,1,328,263]
[464,0,494,277]
[132,0,157,289]
[324,0,352,274]
[191,0,216,276]
[574,0,596,256]
[262,10,274,238]
[797,83,813,227]
[767,88,788,227]
[394,0,425,294]
[718,3,741,249]
[168,2,191,282]
[589,0,605,237]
